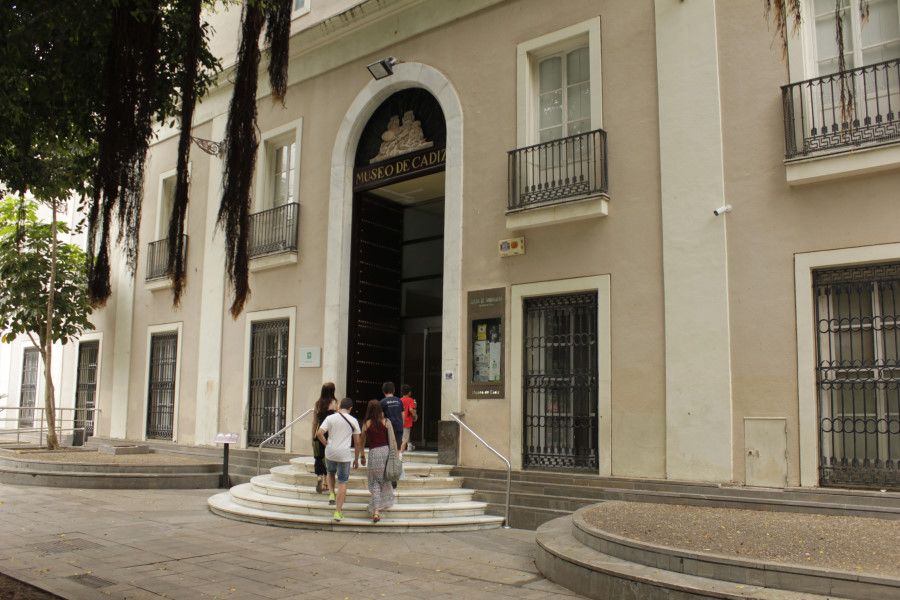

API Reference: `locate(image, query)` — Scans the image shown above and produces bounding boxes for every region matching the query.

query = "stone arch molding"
[322,62,463,418]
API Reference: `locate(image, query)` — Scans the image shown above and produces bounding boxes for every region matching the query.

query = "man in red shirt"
[400,384,417,452]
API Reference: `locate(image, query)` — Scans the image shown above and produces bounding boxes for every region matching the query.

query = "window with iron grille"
[19,348,39,429]
[146,333,177,440]
[75,341,99,438]
[523,291,598,470]
[814,263,900,489]
[248,319,290,448]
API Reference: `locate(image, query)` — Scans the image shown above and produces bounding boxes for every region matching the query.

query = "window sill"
[506,193,608,230]
[785,142,900,185]
[249,251,298,273]
[146,277,173,291]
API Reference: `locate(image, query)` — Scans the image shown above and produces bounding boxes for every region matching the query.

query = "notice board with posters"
[467,288,505,399]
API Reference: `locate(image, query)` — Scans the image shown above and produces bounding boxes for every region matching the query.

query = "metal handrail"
[0,407,101,447]
[256,408,313,476]
[450,411,511,529]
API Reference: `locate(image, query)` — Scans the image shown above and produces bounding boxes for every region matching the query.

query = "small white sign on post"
[214,432,239,445]
[299,346,321,368]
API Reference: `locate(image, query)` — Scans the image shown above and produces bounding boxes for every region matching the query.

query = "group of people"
[311,381,418,522]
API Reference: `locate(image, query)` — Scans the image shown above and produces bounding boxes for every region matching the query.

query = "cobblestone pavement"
[0,485,582,600]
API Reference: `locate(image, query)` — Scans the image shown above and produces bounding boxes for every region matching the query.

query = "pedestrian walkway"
[0,484,581,600]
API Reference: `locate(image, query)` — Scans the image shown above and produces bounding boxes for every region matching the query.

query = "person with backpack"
[359,399,396,522]
[379,382,405,488]
[316,397,362,522]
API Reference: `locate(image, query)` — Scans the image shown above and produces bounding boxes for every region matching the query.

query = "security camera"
[713,204,732,216]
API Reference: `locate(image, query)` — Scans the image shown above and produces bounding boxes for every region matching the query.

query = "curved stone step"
[250,474,475,503]
[208,492,504,532]
[289,456,453,477]
[269,464,463,489]
[0,464,220,489]
[535,516,849,600]
[229,484,487,519]
[0,455,219,474]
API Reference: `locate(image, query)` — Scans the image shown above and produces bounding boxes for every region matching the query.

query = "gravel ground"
[583,502,900,577]
[1,449,212,466]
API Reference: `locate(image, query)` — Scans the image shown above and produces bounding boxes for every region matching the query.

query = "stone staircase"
[209,455,504,532]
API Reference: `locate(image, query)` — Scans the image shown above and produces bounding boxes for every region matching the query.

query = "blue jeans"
[325,459,351,484]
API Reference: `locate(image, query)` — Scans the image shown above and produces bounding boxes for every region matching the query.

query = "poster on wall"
[467,288,505,399]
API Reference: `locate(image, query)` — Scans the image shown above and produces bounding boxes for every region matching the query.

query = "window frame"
[790,0,900,81]
[141,322,183,443]
[255,119,303,213]
[292,0,310,20]
[240,307,296,450]
[155,166,189,242]
[516,18,603,148]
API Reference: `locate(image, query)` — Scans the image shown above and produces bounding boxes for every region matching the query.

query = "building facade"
[6,0,900,491]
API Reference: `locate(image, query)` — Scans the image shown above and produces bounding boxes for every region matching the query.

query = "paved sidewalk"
[0,484,582,600]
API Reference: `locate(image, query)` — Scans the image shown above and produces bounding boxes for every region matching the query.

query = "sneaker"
[333,510,343,522]
[315,479,324,494]
[328,492,336,505]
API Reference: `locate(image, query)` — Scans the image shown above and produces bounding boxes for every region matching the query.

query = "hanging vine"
[86,0,163,304]
[217,0,293,317]
[166,0,204,305]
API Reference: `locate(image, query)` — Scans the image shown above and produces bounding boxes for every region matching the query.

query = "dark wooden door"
[347,194,403,417]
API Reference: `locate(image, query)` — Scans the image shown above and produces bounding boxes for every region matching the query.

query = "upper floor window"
[271,141,296,207]
[293,0,310,18]
[256,120,302,212]
[516,18,602,148]
[537,46,591,143]
[812,0,900,75]
[158,172,176,240]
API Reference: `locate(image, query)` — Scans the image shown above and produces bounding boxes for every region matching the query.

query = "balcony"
[782,59,900,183]
[507,129,608,228]
[248,202,299,270]
[146,235,188,284]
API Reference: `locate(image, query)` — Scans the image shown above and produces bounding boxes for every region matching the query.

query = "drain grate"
[67,574,114,588]
[28,538,105,555]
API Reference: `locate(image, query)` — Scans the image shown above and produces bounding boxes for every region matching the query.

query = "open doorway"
[346,89,446,449]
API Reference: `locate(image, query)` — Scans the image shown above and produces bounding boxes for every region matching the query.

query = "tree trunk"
[43,200,59,450]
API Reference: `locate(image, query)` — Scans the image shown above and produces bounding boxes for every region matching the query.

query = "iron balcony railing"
[146,235,188,281]
[783,58,900,159]
[508,128,608,212]
[249,202,299,258]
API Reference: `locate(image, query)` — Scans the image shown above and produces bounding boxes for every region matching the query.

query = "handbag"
[383,423,403,482]
[311,437,325,459]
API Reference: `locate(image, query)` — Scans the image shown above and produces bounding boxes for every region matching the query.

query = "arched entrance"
[347,89,446,446]
[322,64,464,450]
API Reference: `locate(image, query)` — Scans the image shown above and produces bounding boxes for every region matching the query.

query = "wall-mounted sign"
[354,145,446,192]
[298,346,321,368]
[499,237,525,257]
[467,288,505,399]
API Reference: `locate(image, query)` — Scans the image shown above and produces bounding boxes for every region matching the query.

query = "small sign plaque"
[299,346,321,368]
[214,432,239,445]
[498,237,525,257]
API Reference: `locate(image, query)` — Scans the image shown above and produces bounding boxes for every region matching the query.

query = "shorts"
[325,459,352,484]
[402,428,411,444]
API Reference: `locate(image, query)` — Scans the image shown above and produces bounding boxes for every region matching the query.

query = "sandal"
[315,478,324,494]
[372,513,381,523]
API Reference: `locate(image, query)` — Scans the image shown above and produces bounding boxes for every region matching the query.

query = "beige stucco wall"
[209,0,668,475]
[86,0,900,486]
[123,122,214,445]
[716,0,900,486]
